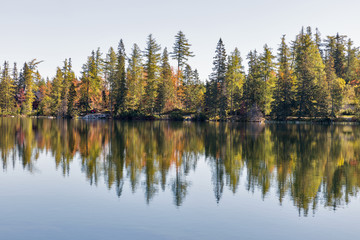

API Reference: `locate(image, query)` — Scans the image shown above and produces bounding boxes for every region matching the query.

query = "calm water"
[1,118,360,239]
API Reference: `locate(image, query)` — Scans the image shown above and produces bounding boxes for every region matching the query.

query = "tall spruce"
[243,50,265,112]
[294,27,327,117]
[156,48,171,113]
[115,40,127,115]
[271,36,294,119]
[126,44,143,111]
[104,47,117,112]
[0,61,15,114]
[260,44,276,114]
[144,34,161,114]
[226,48,245,113]
[208,39,227,118]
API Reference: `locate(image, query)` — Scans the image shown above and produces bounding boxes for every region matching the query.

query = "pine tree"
[126,44,144,111]
[144,34,161,114]
[260,45,276,114]
[345,39,358,83]
[23,60,41,115]
[104,47,117,112]
[334,33,347,79]
[114,40,127,115]
[326,55,345,116]
[0,61,15,114]
[271,36,294,119]
[226,48,245,113]
[209,38,227,118]
[67,80,77,117]
[61,58,75,116]
[156,48,171,113]
[171,31,194,81]
[294,27,327,117]
[243,50,266,112]
[51,67,64,116]
[79,50,103,114]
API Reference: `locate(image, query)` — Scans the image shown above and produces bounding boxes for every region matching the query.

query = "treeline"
[1,27,360,119]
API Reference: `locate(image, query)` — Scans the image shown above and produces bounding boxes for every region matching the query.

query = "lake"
[0,118,360,239]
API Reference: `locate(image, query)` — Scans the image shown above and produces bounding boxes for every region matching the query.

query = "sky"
[1,0,360,81]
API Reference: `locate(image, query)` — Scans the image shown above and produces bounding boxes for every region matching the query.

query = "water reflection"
[1,118,360,215]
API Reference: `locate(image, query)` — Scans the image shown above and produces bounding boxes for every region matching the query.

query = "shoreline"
[1,115,360,125]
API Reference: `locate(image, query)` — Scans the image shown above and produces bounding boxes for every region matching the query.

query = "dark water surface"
[1,118,360,239]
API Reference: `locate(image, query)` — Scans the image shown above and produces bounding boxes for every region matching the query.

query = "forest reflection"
[1,118,360,215]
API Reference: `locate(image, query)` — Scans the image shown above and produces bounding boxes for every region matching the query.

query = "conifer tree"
[144,34,161,114]
[326,55,345,116]
[51,67,64,116]
[271,36,294,119]
[0,61,15,114]
[126,44,143,111]
[294,27,327,117]
[104,47,117,112]
[243,50,266,112]
[156,48,171,113]
[208,38,227,118]
[67,80,77,117]
[260,45,276,114]
[115,40,127,115]
[79,50,103,114]
[22,60,41,115]
[171,31,194,81]
[226,48,245,113]
[345,39,358,83]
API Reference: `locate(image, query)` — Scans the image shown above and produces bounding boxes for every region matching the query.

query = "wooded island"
[0,27,359,121]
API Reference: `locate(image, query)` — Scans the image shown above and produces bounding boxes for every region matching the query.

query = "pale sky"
[1,0,360,80]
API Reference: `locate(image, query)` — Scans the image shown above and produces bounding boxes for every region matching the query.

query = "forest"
[1,27,360,120]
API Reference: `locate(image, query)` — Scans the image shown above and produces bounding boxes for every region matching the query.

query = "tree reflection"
[1,117,360,214]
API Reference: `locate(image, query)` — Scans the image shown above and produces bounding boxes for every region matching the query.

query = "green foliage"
[171,31,194,73]
[271,36,294,120]
[294,27,328,117]
[2,28,360,120]
[0,61,16,115]
[144,34,161,114]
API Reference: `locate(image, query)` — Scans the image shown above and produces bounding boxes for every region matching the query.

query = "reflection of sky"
[1,0,360,81]
[1,152,359,240]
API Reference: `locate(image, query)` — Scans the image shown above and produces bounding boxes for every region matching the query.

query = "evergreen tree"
[22,60,41,115]
[171,31,194,80]
[271,36,294,119]
[208,38,227,118]
[243,50,266,112]
[51,67,64,116]
[126,44,144,111]
[334,33,347,79]
[260,44,276,114]
[61,58,75,116]
[345,39,358,83]
[156,48,171,113]
[67,80,77,117]
[79,49,103,114]
[226,48,245,113]
[144,34,161,114]
[104,47,117,112]
[326,55,345,116]
[294,27,327,117]
[114,40,127,115]
[0,61,15,114]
